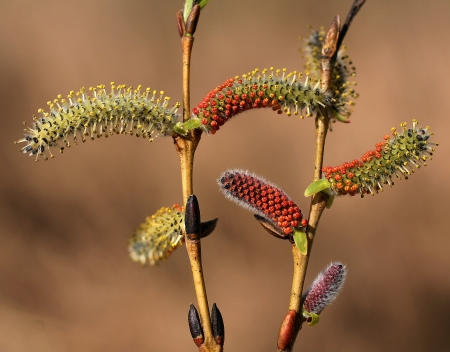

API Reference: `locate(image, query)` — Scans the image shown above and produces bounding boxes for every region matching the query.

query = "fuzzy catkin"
[217,169,307,236]
[302,262,347,315]
[16,84,180,161]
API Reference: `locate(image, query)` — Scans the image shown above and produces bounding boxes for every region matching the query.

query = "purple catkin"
[302,262,347,315]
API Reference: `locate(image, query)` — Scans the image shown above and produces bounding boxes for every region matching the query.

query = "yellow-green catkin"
[129,204,185,266]
[16,84,180,161]
[302,28,358,122]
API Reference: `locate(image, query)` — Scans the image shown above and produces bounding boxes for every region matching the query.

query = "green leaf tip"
[304,179,331,197]
[302,310,320,326]
[173,118,202,136]
[293,229,307,255]
[198,0,209,9]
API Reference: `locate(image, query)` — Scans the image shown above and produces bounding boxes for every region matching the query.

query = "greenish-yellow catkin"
[322,121,437,197]
[129,205,185,266]
[16,84,180,161]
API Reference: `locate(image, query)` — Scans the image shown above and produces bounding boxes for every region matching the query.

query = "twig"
[173,6,221,352]
[278,16,339,352]
[336,0,367,55]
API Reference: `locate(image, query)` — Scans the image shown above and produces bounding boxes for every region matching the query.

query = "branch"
[174,6,221,352]
[277,16,339,352]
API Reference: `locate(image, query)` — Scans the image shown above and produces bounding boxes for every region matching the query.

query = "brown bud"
[322,15,340,59]
[211,303,225,345]
[188,304,204,347]
[277,310,297,351]
[185,195,201,240]
[176,10,185,38]
[185,4,201,35]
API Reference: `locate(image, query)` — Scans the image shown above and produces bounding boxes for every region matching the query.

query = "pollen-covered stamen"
[15,83,181,161]
[302,262,347,315]
[128,204,185,266]
[302,28,358,122]
[217,169,307,237]
[192,67,331,134]
[322,120,437,197]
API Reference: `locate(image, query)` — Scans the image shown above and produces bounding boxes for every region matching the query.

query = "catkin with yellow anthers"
[322,121,437,197]
[128,205,185,266]
[302,28,358,122]
[16,84,180,161]
[192,67,332,134]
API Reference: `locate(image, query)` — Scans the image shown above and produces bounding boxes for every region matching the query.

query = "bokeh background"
[1,0,449,351]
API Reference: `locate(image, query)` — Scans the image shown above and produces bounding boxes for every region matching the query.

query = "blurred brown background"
[1,0,449,351]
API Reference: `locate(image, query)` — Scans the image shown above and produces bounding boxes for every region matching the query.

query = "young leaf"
[293,229,307,255]
[304,179,331,197]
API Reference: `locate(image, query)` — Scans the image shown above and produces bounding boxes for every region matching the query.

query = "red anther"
[301,219,308,227]
[202,102,208,109]
[241,94,247,100]
[239,101,246,107]
[231,100,238,106]
[212,115,219,121]
[204,111,210,118]
[225,110,231,116]
[250,92,256,98]
[293,213,301,219]
[210,121,218,128]
[201,118,208,125]
[252,84,258,90]
[226,82,233,88]
[258,91,264,97]
[283,227,293,235]
[334,175,342,181]
[271,99,278,107]
[192,107,199,115]
[233,94,240,100]
[217,118,224,126]
[291,220,298,227]
[336,182,343,189]
[237,79,242,84]
[384,134,390,140]
[211,100,217,107]
[277,110,283,114]
[232,106,238,112]
[210,129,217,134]
[218,95,224,100]
[347,172,354,179]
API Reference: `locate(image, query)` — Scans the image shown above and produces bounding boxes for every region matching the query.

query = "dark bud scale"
[217,170,307,237]
[322,120,437,197]
[192,68,332,134]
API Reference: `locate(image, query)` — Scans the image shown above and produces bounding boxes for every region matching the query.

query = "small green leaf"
[198,0,209,8]
[293,230,307,255]
[182,117,202,131]
[183,0,194,22]
[302,310,320,326]
[304,179,331,197]
[173,122,188,136]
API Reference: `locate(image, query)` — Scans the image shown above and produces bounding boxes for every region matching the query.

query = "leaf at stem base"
[293,229,308,255]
